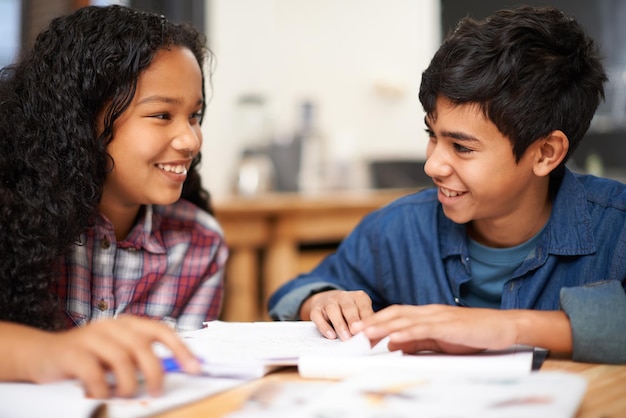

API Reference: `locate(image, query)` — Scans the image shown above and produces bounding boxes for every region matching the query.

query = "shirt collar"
[95,205,167,254]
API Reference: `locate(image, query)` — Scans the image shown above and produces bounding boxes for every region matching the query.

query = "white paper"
[225,370,586,418]
[291,370,587,418]
[182,320,360,361]
[180,321,534,381]
[0,381,103,418]
[0,373,249,418]
[168,320,376,378]
[298,345,535,379]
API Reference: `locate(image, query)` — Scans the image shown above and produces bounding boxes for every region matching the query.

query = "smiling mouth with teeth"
[440,187,464,197]
[157,163,188,175]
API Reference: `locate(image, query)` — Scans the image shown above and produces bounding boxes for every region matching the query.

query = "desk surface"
[154,358,626,418]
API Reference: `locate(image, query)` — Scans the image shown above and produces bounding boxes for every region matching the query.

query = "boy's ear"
[533,130,569,176]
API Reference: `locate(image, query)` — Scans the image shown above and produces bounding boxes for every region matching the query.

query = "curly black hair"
[0,5,214,330]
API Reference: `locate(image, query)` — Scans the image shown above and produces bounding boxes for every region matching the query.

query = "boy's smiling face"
[424,97,551,246]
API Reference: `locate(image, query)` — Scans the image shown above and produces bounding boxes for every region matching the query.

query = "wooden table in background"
[214,189,413,322]
[154,358,626,418]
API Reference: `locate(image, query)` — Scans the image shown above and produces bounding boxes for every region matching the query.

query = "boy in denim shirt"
[269,6,626,364]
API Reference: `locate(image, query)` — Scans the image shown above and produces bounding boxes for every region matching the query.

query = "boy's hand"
[351,304,572,355]
[300,289,374,341]
[352,304,518,354]
[17,316,200,399]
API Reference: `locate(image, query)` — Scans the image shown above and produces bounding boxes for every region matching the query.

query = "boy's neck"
[467,188,553,248]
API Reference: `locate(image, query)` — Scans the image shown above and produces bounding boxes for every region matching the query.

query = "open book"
[175,320,536,379]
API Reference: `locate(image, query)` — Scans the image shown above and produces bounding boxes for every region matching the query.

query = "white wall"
[200,0,440,196]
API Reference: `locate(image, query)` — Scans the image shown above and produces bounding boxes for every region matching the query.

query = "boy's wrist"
[512,309,572,354]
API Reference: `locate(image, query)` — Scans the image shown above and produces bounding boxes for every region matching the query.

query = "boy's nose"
[424,147,452,180]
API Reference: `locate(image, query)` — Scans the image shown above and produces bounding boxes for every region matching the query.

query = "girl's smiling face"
[101,46,204,217]
[424,97,551,246]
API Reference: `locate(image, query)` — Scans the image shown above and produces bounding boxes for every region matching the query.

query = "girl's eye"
[151,113,171,120]
[453,142,473,153]
[190,111,204,123]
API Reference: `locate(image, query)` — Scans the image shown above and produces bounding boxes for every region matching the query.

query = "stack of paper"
[178,321,535,380]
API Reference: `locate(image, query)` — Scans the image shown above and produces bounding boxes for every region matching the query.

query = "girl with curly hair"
[0,5,227,397]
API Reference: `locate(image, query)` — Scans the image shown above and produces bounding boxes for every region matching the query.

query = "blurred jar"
[235,148,276,196]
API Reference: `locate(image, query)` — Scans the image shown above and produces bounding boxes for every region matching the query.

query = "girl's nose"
[173,124,202,155]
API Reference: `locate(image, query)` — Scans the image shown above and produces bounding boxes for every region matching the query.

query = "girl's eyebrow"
[138,95,180,105]
[137,95,203,106]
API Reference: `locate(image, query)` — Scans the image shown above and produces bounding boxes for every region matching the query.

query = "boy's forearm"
[512,309,573,354]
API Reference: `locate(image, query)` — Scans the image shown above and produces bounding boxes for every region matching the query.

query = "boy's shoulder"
[573,172,626,211]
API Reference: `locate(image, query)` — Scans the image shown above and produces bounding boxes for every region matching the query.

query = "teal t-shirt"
[462,229,544,308]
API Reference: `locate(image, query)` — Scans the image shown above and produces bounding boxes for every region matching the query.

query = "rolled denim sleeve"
[560,280,626,364]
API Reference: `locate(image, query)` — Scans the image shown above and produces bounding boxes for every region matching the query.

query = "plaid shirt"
[55,199,227,331]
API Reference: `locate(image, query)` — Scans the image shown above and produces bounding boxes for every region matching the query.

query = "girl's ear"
[533,130,569,177]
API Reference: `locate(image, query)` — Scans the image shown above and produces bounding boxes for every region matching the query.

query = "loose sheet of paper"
[0,373,248,418]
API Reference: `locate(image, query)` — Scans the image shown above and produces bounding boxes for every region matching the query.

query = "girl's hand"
[300,289,375,341]
[5,316,200,399]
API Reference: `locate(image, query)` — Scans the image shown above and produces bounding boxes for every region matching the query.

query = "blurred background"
[4,0,626,320]
[4,0,624,199]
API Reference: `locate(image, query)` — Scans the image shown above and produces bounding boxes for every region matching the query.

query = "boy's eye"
[424,128,435,138]
[453,142,473,153]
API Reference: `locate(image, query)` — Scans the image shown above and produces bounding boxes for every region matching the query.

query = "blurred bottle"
[233,94,276,195]
[585,152,605,177]
[297,101,326,193]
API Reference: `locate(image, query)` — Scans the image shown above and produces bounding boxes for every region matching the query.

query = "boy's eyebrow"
[424,117,480,142]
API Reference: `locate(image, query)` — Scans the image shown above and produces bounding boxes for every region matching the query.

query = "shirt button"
[454,297,460,305]
[100,238,111,249]
[97,299,108,311]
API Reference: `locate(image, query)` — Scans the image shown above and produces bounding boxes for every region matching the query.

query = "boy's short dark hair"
[419,6,608,167]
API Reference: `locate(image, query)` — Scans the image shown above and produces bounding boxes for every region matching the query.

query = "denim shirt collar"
[439,168,596,260]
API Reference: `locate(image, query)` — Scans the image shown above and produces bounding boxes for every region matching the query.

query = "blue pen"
[161,357,184,372]
[161,356,206,373]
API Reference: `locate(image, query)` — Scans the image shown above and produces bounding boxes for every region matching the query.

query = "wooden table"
[154,358,626,417]
[213,189,413,322]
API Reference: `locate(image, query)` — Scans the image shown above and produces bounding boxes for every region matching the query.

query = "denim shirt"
[268,168,626,364]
